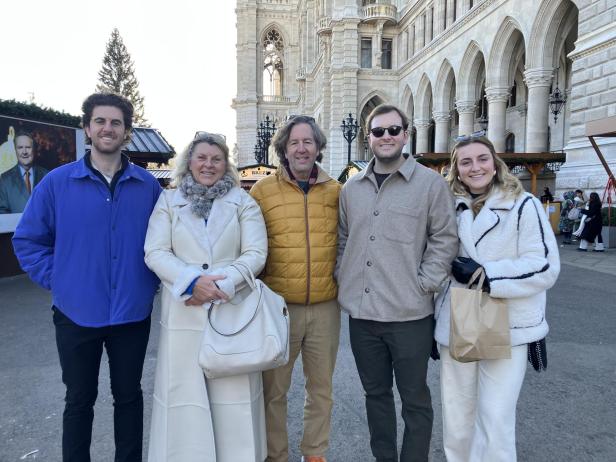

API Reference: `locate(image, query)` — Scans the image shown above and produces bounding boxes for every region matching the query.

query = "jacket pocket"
[383,205,420,244]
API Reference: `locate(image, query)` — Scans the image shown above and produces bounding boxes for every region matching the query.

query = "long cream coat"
[144,186,268,462]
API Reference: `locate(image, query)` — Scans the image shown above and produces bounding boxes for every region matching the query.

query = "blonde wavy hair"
[446,136,523,214]
[171,132,240,188]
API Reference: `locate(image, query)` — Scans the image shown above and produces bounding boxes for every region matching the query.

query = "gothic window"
[381,39,392,69]
[470,0,474,8]
[361,38,373,68]
[263,29,284,96]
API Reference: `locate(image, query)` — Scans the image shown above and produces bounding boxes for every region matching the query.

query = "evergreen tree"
[96,28,149,126]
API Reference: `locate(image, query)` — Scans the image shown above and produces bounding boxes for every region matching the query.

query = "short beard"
[374,149,403,164]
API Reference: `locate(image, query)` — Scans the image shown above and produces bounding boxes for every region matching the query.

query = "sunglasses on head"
[370,125,404,138]
[194,131,226,142]
[454,130,486,142]
[287,114,316,123]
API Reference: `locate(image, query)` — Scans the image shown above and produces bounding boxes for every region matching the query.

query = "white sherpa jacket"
[434,189,560,347]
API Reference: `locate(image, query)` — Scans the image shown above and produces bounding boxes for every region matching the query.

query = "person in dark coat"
[578,192,604,252]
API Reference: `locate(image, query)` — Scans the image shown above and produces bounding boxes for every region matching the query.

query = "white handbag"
[198,262,290,379]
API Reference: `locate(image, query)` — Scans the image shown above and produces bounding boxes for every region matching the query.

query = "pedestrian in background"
[12,93,161,462]
[559,191,576,245]
[434,134,560,462]
[577,191,605,252]
[337,104,458,462]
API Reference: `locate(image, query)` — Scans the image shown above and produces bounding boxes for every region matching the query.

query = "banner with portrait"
[0,115,85,232]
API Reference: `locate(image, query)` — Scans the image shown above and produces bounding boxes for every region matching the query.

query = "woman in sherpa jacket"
[434,134,560,462]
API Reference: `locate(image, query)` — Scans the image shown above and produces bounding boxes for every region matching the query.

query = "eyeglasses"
[369,125,404,138]
[194,131,226,142]
[454,130,486,142]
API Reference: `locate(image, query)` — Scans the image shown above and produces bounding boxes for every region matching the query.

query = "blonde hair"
[171,132,240,188]
[446,136,523,214]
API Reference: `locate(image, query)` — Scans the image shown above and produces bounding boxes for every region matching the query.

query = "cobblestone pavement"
[1,242,615,461]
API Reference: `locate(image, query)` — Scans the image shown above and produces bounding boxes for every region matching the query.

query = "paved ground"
[1,237,615,461]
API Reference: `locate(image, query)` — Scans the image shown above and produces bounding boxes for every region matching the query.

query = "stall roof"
[124,127,174,164]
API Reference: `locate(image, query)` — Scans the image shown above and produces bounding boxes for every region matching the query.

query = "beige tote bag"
[449,268,511,362]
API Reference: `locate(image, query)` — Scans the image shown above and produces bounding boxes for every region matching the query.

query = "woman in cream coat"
[145,132,268,461]
[435,135,560,462]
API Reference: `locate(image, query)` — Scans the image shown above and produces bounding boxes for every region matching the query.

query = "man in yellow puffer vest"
[250,115,341,462]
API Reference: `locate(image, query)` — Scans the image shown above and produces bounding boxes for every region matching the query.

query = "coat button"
[202,263,209,269]
[367,261,372,267]
[370,235,376,241]
[365,287,370,293]
[373,210,380,216]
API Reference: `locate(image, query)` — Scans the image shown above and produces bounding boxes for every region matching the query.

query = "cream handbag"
[198,262,290,379]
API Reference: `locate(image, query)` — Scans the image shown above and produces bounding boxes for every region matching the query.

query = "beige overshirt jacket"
[336,155,458,322]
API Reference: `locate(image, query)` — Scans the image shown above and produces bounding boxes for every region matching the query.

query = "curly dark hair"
[81,92,134,143]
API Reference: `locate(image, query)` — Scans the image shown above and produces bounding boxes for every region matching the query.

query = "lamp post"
[340,113,359,165]
[549,68,566,123]
[254,139,265,164]
[256,115,277,164]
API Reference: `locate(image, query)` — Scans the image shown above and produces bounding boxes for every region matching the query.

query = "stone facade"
[234,0,616,195]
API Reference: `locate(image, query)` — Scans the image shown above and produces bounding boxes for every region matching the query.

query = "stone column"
[415,119,431,154]
[524,68,553,153]
[433,111,451,153]
[426,7,433,44]
[446,0,455,27]
[374,21,384,69]
[415,14,425,51]
[485,86,510,153]
[455,100,476,136]
[433,0,446,35]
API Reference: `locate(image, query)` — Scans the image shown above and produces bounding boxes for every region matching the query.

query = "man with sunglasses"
[336,104,458,461]
[250,115,341,462]
[13,92,161,462]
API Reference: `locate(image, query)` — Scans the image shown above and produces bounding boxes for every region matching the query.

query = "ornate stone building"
[233,0,616,194]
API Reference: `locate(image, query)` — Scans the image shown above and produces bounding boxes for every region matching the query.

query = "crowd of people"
[12,92,567,462]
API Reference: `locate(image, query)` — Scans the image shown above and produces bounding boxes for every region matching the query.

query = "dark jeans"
[349,315,433,462]
[53,307,151,462]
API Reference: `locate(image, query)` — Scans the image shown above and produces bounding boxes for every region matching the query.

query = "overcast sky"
[0,0,237,154]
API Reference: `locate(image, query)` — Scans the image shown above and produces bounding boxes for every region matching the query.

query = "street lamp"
[254,139,265,164]
[256,115,277,164]
[549,68,566,123]
[340,113,359,164]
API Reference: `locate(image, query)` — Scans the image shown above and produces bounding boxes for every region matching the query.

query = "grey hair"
[171,132,240,188]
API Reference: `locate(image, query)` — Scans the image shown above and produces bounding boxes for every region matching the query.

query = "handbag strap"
[207,285,263,337]
[206,261,261,337]
[229,260,258,290]
[467,267,485,291]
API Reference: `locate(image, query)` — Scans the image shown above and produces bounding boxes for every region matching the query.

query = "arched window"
[428,119,436,153]
[505,133,515,152]
[263,29,284,96]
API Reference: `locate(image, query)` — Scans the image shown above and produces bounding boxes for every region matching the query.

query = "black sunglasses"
[370,125,404,138]
[454,130,486,142]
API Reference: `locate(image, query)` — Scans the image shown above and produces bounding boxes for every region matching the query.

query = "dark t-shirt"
[373,172,390,189]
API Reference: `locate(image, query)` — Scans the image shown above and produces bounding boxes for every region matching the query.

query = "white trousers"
[440,345,527,462]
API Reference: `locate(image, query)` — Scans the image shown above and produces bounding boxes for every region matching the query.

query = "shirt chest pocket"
[383,205,421,245]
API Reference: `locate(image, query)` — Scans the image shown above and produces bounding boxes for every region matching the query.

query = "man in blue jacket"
[13,92,162,462]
